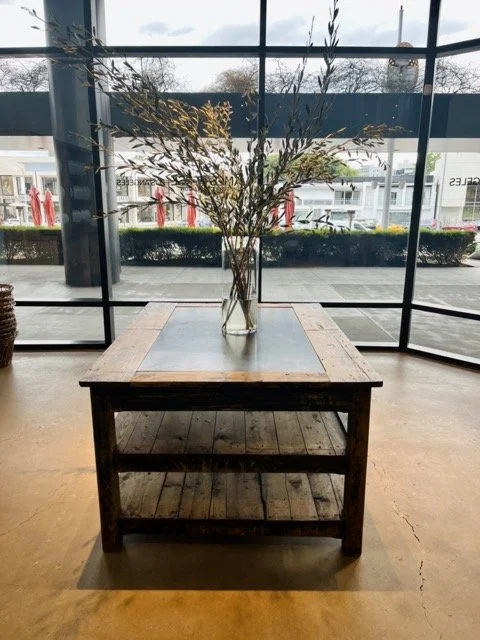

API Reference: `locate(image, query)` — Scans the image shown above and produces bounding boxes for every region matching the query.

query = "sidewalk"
[1,264,479,358]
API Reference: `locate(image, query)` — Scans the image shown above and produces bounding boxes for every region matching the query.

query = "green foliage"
[261,230,475,267]
[426,152,441,175]
[119,227,222,266]
[416,229,476,265]
[0,227,474,267]
[264,152,360,182]
[0,227,63,264]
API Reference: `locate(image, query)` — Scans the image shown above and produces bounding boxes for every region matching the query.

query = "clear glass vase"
[221,236,259,335]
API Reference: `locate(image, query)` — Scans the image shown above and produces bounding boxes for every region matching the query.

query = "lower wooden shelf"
[115,410,347,473]
[119,471,344,538]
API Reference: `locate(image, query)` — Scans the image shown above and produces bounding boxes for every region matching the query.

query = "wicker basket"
[0,284,17,368]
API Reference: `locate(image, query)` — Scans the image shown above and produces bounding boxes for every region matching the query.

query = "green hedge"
[119,227,222,266]
[263,229,476,267]
[0,227,63,264]
[0,226,475,267]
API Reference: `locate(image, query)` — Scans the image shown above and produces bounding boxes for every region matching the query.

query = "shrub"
[0,227,63,264]
[119,227,222,266]
[418,229,476,266]
[0,226,474,267]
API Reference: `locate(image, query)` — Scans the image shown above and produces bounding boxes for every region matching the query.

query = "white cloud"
[168,27,194,37]
[139,22,169,37]
[203,23,258,46]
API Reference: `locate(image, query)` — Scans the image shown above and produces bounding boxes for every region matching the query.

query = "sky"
[1,0,478,89]
[1,1,479,164]
[1,0,478,47]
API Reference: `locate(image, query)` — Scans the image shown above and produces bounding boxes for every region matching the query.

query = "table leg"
[90,392,122,552]
[342,389,371,556]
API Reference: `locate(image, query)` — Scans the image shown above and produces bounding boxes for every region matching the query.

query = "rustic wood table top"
[80,302,383,389]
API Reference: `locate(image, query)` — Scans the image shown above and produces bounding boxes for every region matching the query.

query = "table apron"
[95,387,359,412]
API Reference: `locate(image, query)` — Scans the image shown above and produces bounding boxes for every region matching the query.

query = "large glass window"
[438,1,480,45]
[0,0,478,353]
[0,58,49,93]
[104,0,260,46]
[464,184,480,220]
[41,176,58,195]
[262,50,425,303]
[108,57,257,302]
[14,306,105,341]
[267,0,430,47]
[327,308,401,344]
[0,1,46,47]
[414,50,480,317]
[410,311,480,360]
[265,56,424,94]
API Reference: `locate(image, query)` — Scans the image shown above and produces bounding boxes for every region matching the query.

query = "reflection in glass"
[14,306,104,341]
[410,311,480,360]
[327,308,400,343]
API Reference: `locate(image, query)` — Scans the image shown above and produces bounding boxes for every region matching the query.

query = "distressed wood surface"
[83,303,380,553]
[80,303,382,388]
[342,390,372,555]
[115,410,346,470]
[119,471,343,525]
[90,393,121,552]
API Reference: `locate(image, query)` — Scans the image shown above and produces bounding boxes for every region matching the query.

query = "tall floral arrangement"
[27,0,388,333]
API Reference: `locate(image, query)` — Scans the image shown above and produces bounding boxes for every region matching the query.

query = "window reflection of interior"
[0,176,14,196]
[334,190,361,205]
[41,177,58,195]
[138,182,152,198]
[116,182,129,197]
[463,184,480,220]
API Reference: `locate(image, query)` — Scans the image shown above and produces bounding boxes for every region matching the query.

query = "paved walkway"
[1,263,479,358]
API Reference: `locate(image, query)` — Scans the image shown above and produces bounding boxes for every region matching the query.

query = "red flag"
[43,189,56,227]
[186,190,197,228]
[29,186,42,226]
[284,191,295,228]
[271,206,279,228]
[154,185,166,227]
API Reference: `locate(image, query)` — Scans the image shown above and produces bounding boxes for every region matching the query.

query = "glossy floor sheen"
[0,353,479,640]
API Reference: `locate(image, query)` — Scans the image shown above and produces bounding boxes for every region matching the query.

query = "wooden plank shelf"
[81,304,382,554]
[115,410,347,474]
[119,471,344,538]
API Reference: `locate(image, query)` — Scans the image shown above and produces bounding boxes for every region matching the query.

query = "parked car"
[333,221,369,232]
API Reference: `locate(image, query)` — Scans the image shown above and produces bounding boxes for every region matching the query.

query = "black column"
[43,0,120,287]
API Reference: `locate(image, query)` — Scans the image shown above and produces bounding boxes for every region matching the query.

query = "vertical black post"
[399,0,442,349]
[84,0,115,345]
[257,0,267,303]
[43,0,120,292]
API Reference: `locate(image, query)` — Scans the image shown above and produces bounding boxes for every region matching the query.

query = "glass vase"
[221,236,259,335]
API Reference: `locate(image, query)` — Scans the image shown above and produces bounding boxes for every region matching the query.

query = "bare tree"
[265,59,308,92]
[130,58,182,92]
[434,58,480,94]
[328,59,387,93]
[206,60,258,93]
[0,60,49,91]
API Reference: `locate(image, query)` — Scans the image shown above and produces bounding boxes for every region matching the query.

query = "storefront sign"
[448,177,480,186]
[116,178,156,186]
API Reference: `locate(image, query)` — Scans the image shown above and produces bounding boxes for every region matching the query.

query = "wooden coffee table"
[80,303,382,554]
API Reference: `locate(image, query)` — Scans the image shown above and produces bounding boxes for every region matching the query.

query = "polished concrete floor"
[0,352,479,639]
